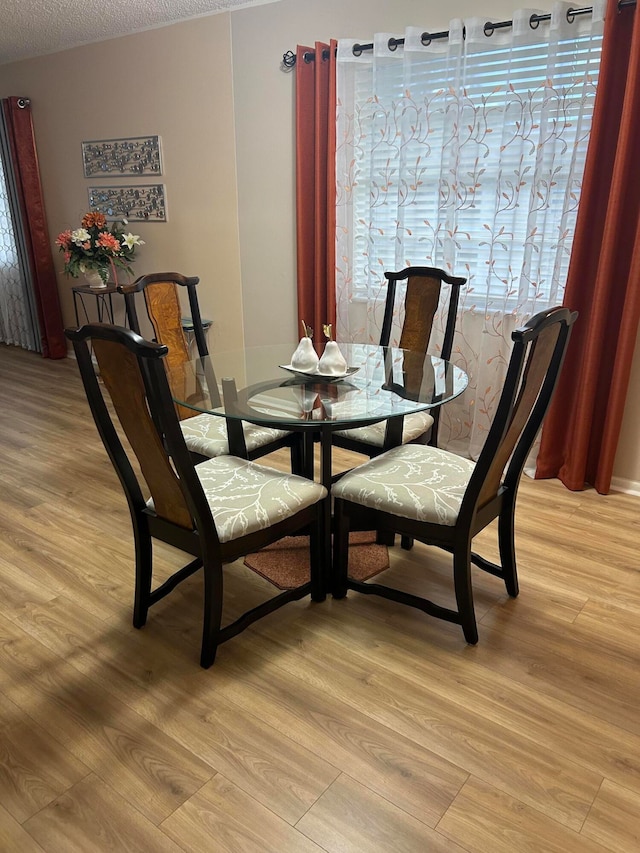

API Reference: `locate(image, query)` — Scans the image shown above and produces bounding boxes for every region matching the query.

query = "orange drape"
[1,97,66,358]
[295,41,337,347]
[536,0,640,494]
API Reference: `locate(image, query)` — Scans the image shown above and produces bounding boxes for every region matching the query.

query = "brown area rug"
[244,531,389,590]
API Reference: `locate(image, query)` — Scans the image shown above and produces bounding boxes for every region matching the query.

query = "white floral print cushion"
[195,456,327,542]
[333,411,434,448]
[180,413,290,458]
[331,444,475,526]
[146,456,326,543]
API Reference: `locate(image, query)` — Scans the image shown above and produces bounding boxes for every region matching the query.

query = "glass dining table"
[169,342,468,490]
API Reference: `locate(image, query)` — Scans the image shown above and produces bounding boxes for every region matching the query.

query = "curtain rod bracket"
[282,50,296,68]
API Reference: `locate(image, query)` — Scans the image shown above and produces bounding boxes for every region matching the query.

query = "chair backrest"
[65,322,216,538]
[463,306,577,520]
[380,266,467,360]
[119,272,220,415]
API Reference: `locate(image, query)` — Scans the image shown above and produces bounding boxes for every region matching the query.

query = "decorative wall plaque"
[87,184,167,222]
[82,136,163,177]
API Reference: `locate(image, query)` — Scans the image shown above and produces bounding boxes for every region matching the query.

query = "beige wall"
[613,323,640,492]
[0,0,638,487]
[0,14,244,351]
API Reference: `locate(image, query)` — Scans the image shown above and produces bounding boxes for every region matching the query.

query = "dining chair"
[65,322,327,667]
[331,306,577,644]
[119,272,303,469]
[331,266,466,456]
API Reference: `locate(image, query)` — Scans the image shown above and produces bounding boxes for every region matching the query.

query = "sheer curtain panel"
[336,2,604,458]
[0,143,36,350]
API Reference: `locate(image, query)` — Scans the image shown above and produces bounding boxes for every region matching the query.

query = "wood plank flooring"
[0,342,639,852]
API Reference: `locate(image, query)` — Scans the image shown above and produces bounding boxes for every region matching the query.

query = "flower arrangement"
[56,212,144,285]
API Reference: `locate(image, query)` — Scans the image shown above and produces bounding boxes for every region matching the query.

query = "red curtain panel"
[295,41,337,347]
[536,0,640,494]
[1,97,66,358]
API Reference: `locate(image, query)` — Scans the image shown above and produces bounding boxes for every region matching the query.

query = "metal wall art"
[82,136,163,177]
[87,184,167,222]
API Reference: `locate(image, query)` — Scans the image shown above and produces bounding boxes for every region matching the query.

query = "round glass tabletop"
[170,342,468,430]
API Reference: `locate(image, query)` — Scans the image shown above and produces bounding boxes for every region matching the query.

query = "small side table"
[72,284,122,327]
[181,316,213,356]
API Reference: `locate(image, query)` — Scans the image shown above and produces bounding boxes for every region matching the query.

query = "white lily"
[121,233,145,250]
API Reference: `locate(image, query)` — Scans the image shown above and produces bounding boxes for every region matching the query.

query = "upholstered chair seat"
[144,454,325,544]
[180,413,291,459]
[331,444,475,526]
[333,411,435,449]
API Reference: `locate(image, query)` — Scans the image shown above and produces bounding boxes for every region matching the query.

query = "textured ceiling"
[0,0,273,65]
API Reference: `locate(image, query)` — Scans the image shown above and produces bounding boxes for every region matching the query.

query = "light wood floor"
[1,343,639,852]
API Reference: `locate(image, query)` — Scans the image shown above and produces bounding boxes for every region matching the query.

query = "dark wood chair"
[331,306,577,644]
[332,266,466,456]
[119,272,303,469]
[65,322,327,667]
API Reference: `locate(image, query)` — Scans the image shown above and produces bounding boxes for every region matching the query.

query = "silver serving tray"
[279,364,360,382]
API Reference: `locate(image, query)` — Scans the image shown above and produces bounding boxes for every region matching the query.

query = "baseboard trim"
[610,476,640,496]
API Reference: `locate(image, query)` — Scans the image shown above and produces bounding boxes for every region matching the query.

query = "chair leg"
[498,498,519,598]
[310,503,327,602]
[200,559,224,668]
[332,499,350,599]
[132,517,153,628]
[453,538,478,644]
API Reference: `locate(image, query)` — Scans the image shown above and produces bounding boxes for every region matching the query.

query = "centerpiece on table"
[55,212,144,288]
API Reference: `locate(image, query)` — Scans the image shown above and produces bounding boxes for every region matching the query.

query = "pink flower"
[97,232,121,252]
[55,230,72,248]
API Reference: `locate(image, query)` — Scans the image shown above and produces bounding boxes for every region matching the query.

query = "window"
[340,24,602,310]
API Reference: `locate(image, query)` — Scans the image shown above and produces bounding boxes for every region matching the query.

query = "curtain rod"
[281,0,635,68]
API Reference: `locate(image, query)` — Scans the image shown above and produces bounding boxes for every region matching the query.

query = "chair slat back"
[398,274,442,353]
[119,272,221,418]
[381,267,466,360]
[87,332,194,530]
[143,280,191,370]
[470,307,577,513]
[143,280,200,421]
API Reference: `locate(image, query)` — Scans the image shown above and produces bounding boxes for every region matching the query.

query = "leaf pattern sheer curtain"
[0,153,34,349]
[335,2,604,458]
